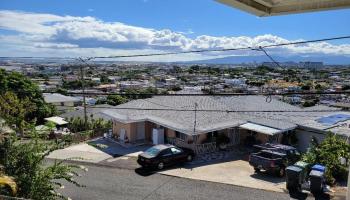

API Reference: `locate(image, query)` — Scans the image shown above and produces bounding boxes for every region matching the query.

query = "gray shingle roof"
[44,93,80,103]
[102,96,350,135]
[60,104,115,121]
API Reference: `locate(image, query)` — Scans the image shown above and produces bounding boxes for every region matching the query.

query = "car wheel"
[186,155,193,162]
[157,162,164,170]
[277,167,285,177]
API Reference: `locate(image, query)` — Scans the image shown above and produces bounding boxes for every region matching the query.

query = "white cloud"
[0,10,349,61]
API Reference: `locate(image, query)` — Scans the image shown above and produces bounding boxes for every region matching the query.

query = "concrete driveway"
[47,143,113,163]
[47,138,151,164]
[159,153,286,193]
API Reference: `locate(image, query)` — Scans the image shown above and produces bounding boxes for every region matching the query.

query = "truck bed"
[249,151,284,169]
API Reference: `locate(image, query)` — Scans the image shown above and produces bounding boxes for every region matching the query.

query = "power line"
[45,90,350,96]
[256,46,282,68]
[89,35,350,59]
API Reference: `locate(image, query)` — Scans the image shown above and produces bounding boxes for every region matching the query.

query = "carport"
[238,122,284,144]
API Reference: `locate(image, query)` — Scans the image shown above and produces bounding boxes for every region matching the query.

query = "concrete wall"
[112,120,137,142]
[145,121,157,141]
[197,133,207,144]
[166,129,176,138]
[113,120,179,143]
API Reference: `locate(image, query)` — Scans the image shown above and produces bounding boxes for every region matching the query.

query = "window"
[175,131,186,141]
[145,146,161,156]
[160,149,172,157]
[170,147,182,154]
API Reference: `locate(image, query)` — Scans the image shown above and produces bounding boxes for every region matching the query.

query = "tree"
[0,92,36,136]
[106,95,128,106]
[0,69,56,124]
[303,133,350,184]
[100,75,111,84]
[0,125,85,199]
[67,116,112,133]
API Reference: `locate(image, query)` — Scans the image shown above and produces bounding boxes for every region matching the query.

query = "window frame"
[170,147,182,154]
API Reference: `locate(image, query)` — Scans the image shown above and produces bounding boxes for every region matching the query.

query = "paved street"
[58,164,308,200]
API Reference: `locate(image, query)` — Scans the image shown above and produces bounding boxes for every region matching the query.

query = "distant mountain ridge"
[1,55,350,65]
[187,55,350,65]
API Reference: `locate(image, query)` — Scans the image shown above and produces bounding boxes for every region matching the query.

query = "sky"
[0,0,350,62]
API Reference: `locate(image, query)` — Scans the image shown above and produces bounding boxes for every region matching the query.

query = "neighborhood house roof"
[45,116,68,125]
[43,93,80,103]
[102,96,350,136]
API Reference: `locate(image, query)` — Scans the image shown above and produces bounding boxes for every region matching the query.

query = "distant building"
[108,76,121,83]
[119,80,150,90]
[44,93,81,111]
[224,78,246,86]
[91,77,101,84]
[299,62,324,69]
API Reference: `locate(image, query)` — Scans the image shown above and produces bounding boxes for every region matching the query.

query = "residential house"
[102,96,350,154]
[44,93,81,111]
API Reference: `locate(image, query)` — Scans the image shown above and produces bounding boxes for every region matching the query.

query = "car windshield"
[144,147,161,156]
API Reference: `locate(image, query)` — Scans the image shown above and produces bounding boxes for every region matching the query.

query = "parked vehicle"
[253,143,300,161]
[249,148,299,177]
[286,161,311,192]
[137,144,195,170]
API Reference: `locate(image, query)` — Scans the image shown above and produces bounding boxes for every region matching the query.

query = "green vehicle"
[286,161,311,192]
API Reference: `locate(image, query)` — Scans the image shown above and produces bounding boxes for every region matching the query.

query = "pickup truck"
[253,143,300,162]
[249,150,293,177]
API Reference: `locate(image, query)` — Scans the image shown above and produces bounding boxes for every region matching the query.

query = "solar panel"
[316,114,350,125]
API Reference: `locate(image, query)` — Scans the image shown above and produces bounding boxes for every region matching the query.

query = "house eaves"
[217,0,350,17]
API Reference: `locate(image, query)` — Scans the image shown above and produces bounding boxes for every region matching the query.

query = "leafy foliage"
[62,80,98,90]
[106,95,128,106]
[0,69,57,124]
[0,91,36,136]
[302,133,350,184]
[124,87,162,99]
[67,116,112,133]
[0,127,85,199]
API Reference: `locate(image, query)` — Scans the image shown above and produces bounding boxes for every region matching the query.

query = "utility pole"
[79,64,88,130]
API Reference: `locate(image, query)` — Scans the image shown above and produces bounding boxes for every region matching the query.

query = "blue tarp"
[316,114,350,125]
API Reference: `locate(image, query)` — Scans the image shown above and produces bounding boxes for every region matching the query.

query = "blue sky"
[0,0,350,61]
